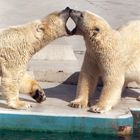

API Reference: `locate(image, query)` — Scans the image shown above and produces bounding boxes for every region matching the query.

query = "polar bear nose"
[61,7,71,15]
[65,7,70,11]
[60,7,71,22]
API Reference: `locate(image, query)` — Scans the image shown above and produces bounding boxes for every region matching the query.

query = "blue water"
[0,130,139,140]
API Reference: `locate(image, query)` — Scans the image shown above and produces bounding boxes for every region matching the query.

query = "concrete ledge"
[0,82,140,135]
[0,111,133,134]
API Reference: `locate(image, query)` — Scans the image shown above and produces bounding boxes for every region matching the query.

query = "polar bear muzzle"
[69,8,83,35]
[57,7,71,35]
[60,7,72,35]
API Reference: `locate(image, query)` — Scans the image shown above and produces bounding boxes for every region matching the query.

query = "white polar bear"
[0,7,70,109]
[69,9,140,113]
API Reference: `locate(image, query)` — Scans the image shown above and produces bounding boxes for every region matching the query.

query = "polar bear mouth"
[65,17,77,35]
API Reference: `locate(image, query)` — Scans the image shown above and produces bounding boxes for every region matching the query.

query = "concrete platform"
[1,82,140,135]
[28,60,81,84]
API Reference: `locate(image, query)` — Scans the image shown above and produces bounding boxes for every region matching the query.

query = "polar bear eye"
[94,27,100,32]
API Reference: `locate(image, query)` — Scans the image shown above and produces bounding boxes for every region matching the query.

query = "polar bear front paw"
[8,101,32,110]
[69,98,88,108]
[89,103,112,113]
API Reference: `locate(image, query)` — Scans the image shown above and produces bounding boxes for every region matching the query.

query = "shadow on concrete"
[44,72,102,104]
[44,72,78,102]
[63,72,79,85]
[45,84,76,102]
[122,88,140,99]
[44,72,140,104]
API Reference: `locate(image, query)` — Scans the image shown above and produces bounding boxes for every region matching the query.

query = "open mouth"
[65,17,77,35]
[61,7,77,35]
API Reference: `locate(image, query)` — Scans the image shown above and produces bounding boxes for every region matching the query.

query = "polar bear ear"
[36,24,45,32]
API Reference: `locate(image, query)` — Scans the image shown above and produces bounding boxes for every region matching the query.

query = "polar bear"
[69,8,140,113]
[0,7,71,109]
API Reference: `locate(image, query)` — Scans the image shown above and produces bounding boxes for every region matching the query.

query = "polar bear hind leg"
[1,66,31,109]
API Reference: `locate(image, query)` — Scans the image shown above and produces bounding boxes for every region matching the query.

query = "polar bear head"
[38,7,71,44]
[69,9,111,36]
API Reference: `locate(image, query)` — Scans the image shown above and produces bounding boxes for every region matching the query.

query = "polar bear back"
[117,20,140,53]
[118,20,140,40]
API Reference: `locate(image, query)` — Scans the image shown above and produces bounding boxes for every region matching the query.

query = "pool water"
[0,130,140,140]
